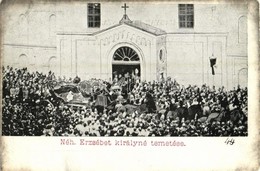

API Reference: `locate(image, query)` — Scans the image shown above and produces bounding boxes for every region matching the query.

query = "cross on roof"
[121,3,129,15]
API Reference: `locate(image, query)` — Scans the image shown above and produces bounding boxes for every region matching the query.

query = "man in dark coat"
[176,101,188,124]
[188,98,203,120]
[145,92,156,113]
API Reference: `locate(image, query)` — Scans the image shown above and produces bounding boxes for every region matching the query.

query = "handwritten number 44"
[225,138,235,145]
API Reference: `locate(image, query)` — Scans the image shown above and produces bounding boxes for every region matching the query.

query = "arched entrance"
[112,46,141,81]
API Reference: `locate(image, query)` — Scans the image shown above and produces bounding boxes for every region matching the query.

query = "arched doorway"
[112,46,141,81]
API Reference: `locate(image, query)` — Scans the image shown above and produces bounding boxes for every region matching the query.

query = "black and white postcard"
[0,0,259,170]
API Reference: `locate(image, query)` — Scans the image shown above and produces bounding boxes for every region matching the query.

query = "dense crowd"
[2,66,248,136]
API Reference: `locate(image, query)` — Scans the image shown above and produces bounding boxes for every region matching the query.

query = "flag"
[210,57,217,75]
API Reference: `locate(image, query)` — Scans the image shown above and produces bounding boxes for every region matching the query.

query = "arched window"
[48,56,58,73]
[19,14,27,37]
[49,14,56,37]
[112,46,141,80]
[19,54,28,68]
[238,68,248,88]
[113,46,139,62]
[238,16,247,43]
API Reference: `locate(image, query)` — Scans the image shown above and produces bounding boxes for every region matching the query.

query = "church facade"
[2,1,248,89]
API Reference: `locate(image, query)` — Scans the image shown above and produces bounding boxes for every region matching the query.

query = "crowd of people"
[2,66,248,136]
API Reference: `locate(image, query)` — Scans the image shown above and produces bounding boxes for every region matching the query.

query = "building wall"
[2,2,247,46]
[166,34,228,88]
[1,1,248,89]
[3,45,56,73]
[56,25,161,82]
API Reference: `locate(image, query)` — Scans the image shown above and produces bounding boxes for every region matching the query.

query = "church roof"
[93,15,166,36]
[125,20,166,36]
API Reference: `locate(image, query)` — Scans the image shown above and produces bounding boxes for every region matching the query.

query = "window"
[178,4,194,28]
[88,3,100,28]
[159,50,163,61]
[238,16,247,43]
[49,14,56,37]
[113,47,139,61]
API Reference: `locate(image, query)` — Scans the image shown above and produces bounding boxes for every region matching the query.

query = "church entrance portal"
[112,46,141,81]
[112,64,140,78]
